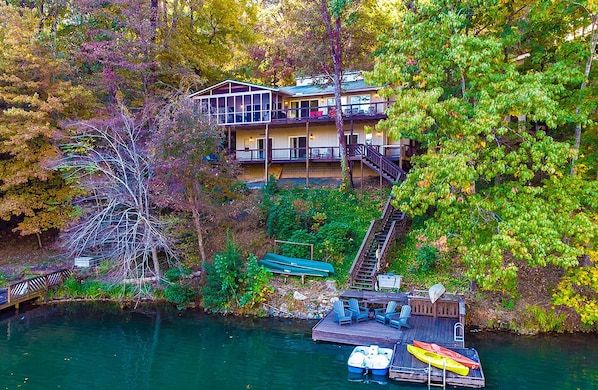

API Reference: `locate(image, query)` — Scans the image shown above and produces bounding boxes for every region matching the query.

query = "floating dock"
[312,291,486,388]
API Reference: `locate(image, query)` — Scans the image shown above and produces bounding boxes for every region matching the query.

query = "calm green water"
[0,303,596,389]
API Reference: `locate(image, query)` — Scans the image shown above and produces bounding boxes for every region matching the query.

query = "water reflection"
[0,303,596,389]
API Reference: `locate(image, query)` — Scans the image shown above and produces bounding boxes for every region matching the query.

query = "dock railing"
[408,292,465,324]
[2,269,72,311]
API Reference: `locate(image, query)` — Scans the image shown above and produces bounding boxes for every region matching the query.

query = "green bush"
[415,245,438,273]
[202,235,272,312]
[164,266,192,283]
[164,284,197,310]
[316,222,356,265]
[280,230,317,259]
[521,304,566,333]
[54,277,139,300]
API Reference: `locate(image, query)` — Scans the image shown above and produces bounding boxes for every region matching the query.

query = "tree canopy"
[368,0,598,298]
[0,6,93,242]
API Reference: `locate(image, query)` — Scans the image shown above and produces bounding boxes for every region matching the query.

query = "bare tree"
[58,104,175,284]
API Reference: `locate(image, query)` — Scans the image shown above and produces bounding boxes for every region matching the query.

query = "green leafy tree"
[0,5,93,244]
[368,1,598,294]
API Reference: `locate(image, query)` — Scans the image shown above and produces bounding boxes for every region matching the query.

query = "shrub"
[415,245,438,273]
[316,222,356,264]
[521,304,566,333]
[202,235,272,312]
[164,284,197,310]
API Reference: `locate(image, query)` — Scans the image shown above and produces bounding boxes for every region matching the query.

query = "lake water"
[0,302,596,389]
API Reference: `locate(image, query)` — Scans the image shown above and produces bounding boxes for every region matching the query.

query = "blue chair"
[347,298,369,323]
[374,301,398,324]
[333,300,352,325]
[389,305,412,329]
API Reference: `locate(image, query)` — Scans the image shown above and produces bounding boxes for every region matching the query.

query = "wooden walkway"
[312,292,486,388]
[0,269,72,312]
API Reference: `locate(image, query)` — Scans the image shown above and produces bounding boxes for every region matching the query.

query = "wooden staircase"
[347,144,410,290]
[348,144,406,182]
[349,196,410,290]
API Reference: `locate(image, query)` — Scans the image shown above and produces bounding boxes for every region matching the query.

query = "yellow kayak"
[407,344,469,376]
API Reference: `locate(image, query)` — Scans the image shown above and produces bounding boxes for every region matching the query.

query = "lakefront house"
[189,71,417,185]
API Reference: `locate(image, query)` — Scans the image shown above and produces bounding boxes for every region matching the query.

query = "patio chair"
[389,305,412,330]
[374,301,398,324]
[347,298,369,323]
[333,300,352,326]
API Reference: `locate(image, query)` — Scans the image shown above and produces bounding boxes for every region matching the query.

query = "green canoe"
[260,252,334,274]
[258,259,330,277]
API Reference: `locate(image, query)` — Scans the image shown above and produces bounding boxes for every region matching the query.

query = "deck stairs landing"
[348,144,406,183]
[349,196,409,290]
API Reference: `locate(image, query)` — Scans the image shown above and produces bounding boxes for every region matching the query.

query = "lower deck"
[312,310,462,348]
[312,294,486,388]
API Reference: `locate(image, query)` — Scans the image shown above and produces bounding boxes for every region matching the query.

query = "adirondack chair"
[389,305,412,330]
[333,300,352,326]
[374,301,398,324]
[347,298,369,323]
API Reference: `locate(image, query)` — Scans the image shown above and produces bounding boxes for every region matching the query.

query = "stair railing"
[349,196,396,289]
[363,146,406,181]
[348,219,382,288]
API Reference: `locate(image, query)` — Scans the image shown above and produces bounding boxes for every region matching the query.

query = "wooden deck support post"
[264,124,269,182]
[305,121,310,188]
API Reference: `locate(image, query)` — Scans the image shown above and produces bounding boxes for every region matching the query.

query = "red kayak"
[413,340,479,370]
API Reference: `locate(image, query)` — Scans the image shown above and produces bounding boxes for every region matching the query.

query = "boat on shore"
[257,259,330,277]
[260,252,334,274]
[407,344,469,376]
[347,345,394,376]
[413,340,479,369]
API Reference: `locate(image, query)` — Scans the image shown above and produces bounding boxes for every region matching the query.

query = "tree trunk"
[319,0,350,189]
[151,247,160,279]
[571,13,598,177]
[191,206,207,270]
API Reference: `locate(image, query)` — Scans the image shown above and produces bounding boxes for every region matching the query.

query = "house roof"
[189,79,284,98]
[279,79,379,97]
[190,78,380,99]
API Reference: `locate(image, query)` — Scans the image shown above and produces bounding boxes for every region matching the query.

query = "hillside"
[0,188,588,334]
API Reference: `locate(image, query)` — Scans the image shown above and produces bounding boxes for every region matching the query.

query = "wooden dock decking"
[390,341,485,388]
[312,292,486,388]
[0,269,72,312]
[312,310,461,348]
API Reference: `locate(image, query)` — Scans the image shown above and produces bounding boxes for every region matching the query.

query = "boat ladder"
[427,359,447,389]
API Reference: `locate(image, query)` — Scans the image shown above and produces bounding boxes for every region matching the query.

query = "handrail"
[6,269,72,305]
[349,219,381,287]
[349,196,398,288]
[364,145,406,181]
[359,220,398,287]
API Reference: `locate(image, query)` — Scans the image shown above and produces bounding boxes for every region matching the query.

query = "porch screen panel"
[235,95,243,123]
[226,96,235,123]
[263,93,271,121]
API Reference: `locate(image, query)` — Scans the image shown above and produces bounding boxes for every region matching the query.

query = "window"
[289,136,307,159]
[345,134,358,145]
